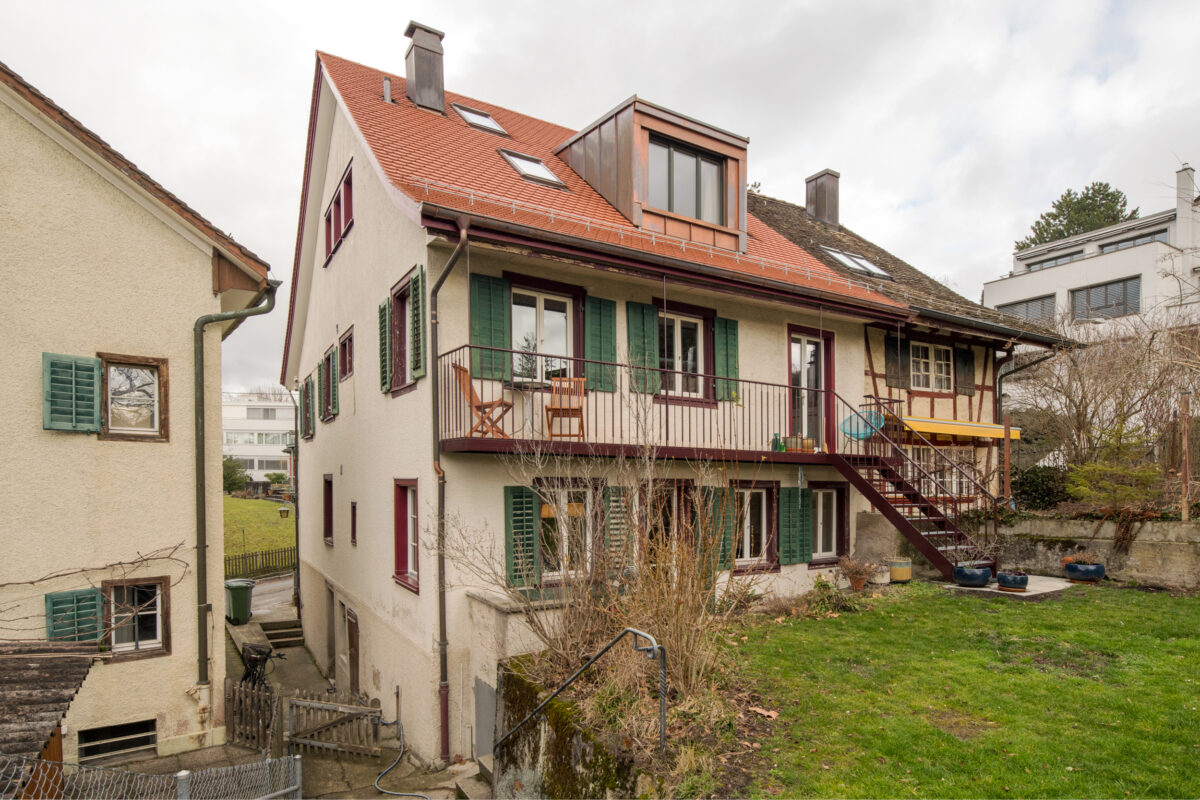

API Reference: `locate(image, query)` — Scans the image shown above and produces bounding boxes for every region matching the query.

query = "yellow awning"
[902,417,1020,440]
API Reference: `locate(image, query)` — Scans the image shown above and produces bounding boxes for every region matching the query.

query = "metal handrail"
[493,628,668,757]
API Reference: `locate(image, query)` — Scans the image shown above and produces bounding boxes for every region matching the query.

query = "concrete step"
[259,619,302,632]
[456,775,492,800]
[265,635,305,649]
[477,755,493,784]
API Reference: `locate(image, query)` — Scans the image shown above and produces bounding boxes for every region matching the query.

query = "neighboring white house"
[983,164,1200,330]
[281,26,1050,766]
[222,391,296,483]
[0,60,272,763]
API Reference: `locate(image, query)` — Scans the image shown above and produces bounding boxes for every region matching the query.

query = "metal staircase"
[828,395,1000,578]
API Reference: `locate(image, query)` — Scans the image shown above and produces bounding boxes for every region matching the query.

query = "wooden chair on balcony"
[544,377,586,441]
[452,363,512,438]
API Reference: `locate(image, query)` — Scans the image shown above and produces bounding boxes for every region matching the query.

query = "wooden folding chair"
[452,364,512,438]
[544,377,586,441]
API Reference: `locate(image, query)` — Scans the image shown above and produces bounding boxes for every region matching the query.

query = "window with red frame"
[323,475,334,545]
[324,166,353,260]
[339,328,354,380]
[394,481,418,591]
[350,502,357,546]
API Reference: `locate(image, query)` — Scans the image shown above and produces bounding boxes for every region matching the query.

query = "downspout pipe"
[193,279,281,685]
[430,217,471,764]
[995,350,1056,420]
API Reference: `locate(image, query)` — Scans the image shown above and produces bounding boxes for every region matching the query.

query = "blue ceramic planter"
[953,566,992,587]
[997,572,1028,592]
[1065,562,1105,583]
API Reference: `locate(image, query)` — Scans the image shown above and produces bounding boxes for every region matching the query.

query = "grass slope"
[223,497,295,556]
[730,583,1199,798]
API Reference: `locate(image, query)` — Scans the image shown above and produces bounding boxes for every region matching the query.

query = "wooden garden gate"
[286,690,381,757]
[224,678,278,752]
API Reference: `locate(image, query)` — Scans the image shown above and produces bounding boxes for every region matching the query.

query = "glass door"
[790,336,824,449]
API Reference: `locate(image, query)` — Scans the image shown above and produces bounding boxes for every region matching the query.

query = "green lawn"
[722,582,1199,798]
[223,496,296,556]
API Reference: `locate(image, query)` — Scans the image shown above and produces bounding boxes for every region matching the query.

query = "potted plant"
[951,546,993,587]
[996,568,1028,592]
[1063,550,1105,583]
[837,556,880,591]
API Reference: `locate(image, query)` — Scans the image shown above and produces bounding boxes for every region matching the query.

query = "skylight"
[453,103,507,135]
[822,247,891,279]
[500,150,566,187]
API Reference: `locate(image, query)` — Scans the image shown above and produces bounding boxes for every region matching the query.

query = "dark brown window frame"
[394,479,419,593]
[350,501,358,547]
[323,474,334,546]
[97,353,168,443]
[339,328,354,381]
[101,575,170,662]
[323,162,354,265]
[647,135,726,226]
[652,297,717,406]
[503,270,587,380]
[320,347,336,421]
[638,478,695,558]
[727,479,780,576]
[806,481,850,569]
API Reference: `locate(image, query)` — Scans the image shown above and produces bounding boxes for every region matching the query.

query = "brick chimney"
[404,21,446,113]
[805,169,840,226]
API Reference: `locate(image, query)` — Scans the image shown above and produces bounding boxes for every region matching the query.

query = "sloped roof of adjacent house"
[748,192,1061,344]
[0,642,95,759]
[0,60,270,286]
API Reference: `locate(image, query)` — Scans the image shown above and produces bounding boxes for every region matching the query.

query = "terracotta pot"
[849,577,866,591]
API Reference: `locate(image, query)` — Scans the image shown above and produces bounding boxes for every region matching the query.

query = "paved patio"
[941,573,1076,600]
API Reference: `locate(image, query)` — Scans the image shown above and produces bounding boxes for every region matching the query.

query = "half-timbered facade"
[281,25,1055,764]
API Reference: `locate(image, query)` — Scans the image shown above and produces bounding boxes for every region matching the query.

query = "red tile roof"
[317,52,903,310]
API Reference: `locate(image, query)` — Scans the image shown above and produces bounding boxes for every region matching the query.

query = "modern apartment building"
[983,165,1200,330]
[221,391,296,483]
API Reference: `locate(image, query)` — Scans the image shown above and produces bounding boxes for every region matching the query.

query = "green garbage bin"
[225,579,255,625]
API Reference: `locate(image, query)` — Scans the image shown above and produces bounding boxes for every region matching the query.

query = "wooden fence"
[223,678,278,753]
[225,546,297,579]
[286,690,381,758]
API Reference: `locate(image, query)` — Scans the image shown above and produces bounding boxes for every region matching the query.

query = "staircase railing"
[493,628,667,758]
[828,393,999,565]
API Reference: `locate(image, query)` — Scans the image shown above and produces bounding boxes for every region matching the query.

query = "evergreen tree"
[1015,182,1138,250]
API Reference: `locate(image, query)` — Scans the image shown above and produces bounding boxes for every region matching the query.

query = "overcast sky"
[4,0,1198,390]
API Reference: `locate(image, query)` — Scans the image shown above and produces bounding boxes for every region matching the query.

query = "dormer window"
[500,150,566,188]
[648,138,723,225]
[453,103,507,135]
[822,247,891,279]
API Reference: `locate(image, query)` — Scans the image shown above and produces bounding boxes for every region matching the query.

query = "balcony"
[437,345,838,462]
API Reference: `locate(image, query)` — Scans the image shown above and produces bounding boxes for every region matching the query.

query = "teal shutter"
[797,488,813,563]
[603,486,631,573]
[699,487,734,577]
[884,335,911,390]
[504,486,540,588]
[304,376,315,437]
[626,302,659,393]
[954,347,976,396]
[410,267,427,379]
[330,349,339,416]
[584,297,617,392]
[470,274,511,380]
[379,299,392,393]
[714,318,740,401]
[778,487,802,565]
[45,589,104,642]
[317,359,327,419]
[42,354,101,433]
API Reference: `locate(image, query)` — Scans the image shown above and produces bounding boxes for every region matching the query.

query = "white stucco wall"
[0,84,235,760]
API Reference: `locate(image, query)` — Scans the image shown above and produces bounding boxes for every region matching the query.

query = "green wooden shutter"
[954,347,976,397]
[45,588,104,642]
[699,486,734,577]
[585,296,617,392]
[798,488,814,563]
[330,349,339,416]
[603,486,631,573]
[626,301,659,393]
[317,359,327,420]
[470,274,511,380]
[304,376,315,437]
[42,353,101,433]
[379,299,392,393]
[883,335,911,390]
[714,318,740,401]
[504,486,540,588]
[410,267,427,379]
[778,487,802,565]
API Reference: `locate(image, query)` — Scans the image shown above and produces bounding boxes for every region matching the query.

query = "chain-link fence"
[0,752,301,800]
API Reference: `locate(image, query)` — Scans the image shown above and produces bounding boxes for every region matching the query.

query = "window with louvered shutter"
[410,267,427,379]
[626,302,659,394]
[470,274,511,380]
[45,588,104,642]
[504,486,540,588]
[42,354,101,432]
[379,299,393,392]
[584,296,617,391]
[714,318,740,401]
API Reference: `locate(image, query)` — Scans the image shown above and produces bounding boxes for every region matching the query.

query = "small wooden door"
[23,726,63,799]
[346,609,360,695]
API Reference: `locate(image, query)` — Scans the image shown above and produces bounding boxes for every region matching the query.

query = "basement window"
[822,247,891,279]
[78,719,157,764]
[500,150,566,188]
[453,103,507,135]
